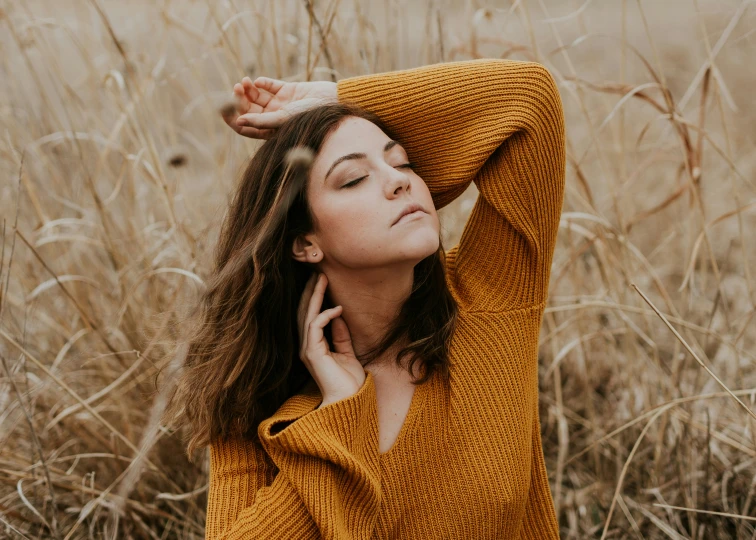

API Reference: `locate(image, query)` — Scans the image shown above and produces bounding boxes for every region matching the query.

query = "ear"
[291,234,323,264]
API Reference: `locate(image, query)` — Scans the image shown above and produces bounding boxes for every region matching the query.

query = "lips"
[392,202,428,226]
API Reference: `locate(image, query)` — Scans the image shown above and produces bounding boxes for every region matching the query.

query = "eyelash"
[342,163,415,188]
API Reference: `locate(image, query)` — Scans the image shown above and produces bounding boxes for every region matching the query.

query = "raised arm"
[205,372,381,540]
[336,59,566,312]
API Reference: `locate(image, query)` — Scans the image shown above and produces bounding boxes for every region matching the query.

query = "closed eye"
[341,163,415,189]
[342,176,367,188]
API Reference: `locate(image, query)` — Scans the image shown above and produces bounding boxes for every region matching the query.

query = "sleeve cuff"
[210,436,269,477]
[258,371,379,458]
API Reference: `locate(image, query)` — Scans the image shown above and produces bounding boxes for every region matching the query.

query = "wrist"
[309,81,338,104]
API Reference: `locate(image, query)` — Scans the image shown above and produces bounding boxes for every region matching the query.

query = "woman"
[167,58,565,539]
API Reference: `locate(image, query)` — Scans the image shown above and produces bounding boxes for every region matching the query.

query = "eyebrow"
[324,140,402,182]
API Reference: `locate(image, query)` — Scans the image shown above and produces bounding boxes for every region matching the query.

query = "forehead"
[312,117,389,167]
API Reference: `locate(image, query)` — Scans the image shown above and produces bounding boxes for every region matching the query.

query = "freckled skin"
[302,116,440,270]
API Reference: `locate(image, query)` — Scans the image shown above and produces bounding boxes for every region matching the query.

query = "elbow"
[526,62,565,142]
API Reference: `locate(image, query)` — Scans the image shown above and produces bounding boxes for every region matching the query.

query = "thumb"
[237,109,290,129]
[331,316,355,356]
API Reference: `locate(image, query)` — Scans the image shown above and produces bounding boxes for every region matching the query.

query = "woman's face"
[297,116,440,269]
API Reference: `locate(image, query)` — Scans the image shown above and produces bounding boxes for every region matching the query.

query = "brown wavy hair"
[163,101,458,458]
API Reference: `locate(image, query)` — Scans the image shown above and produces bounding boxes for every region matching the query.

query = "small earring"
[312,252,317,256]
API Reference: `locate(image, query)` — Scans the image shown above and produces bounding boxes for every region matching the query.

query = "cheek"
[413,178,440,225]
[311,193,388,257]
[420,182,437,210]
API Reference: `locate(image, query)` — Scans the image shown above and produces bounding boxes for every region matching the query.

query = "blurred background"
[1,0,755,538]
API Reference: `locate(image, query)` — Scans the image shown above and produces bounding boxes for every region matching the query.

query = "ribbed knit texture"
[205,58,566,539]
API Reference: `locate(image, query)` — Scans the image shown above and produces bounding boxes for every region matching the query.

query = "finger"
[330,316,355,356]
[298,273,319,333]
[222,114,273,139]
[237,109,290,130]
[298,273,319,315]
[245,77,276,108]
[302,272,319,304]
[241,77,264,107]
[307,305,343,355]
[309,306,343,331]
[254,76,286,95]
[237,125,276,140]
[305,274,328,329]
[298,273,320,355]
[233,83,250,114]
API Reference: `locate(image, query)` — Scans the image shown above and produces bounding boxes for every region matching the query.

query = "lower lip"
[394,210,426,225]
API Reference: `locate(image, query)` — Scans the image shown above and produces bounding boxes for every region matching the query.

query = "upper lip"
[392,202,427,226]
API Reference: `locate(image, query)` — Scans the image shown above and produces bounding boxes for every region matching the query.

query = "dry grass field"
[1,0,755,538]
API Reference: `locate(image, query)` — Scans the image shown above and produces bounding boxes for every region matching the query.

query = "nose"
[383,165,411,198]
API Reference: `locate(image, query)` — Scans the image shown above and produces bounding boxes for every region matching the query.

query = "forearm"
[205,442,319,540]
[335,58,563,209]
[206,372,382,540]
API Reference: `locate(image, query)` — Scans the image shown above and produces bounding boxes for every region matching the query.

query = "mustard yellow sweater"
[206,58,566,539]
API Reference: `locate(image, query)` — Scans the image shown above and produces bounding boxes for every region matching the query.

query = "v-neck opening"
[377,370,431,459]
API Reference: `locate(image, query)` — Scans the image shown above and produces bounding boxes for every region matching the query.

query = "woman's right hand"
[223,77,337,140]
[297,272,366,408]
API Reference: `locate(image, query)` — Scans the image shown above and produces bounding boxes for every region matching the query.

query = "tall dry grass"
[1,0,755,538]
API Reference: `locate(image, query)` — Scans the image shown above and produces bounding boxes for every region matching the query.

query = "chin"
[398,230,440,261]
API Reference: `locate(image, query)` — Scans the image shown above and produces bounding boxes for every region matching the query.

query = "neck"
[318,261,414,365]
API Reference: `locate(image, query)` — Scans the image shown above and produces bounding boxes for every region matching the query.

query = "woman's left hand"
[223,76,337,140]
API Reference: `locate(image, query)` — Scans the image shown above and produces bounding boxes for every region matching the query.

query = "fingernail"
[236,118,247,126]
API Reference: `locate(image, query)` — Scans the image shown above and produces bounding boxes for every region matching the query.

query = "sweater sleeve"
[519,406,560,538]
[205,371,381,540]
[336,59,566,312]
